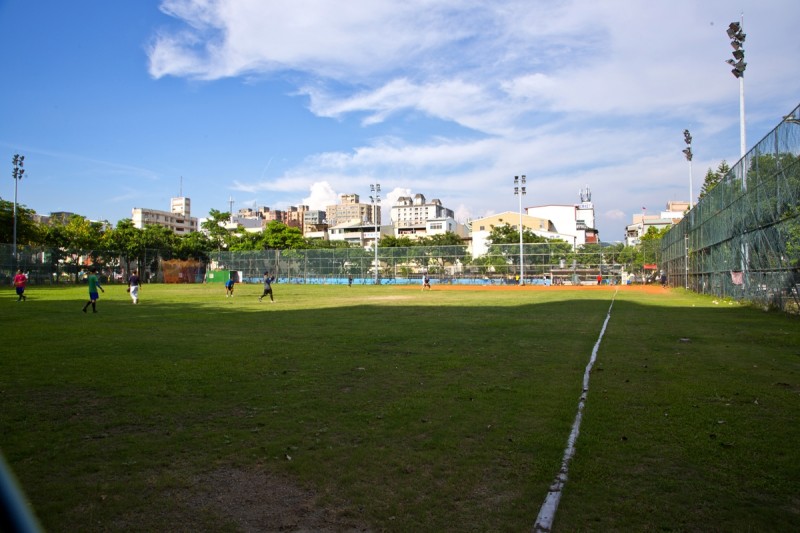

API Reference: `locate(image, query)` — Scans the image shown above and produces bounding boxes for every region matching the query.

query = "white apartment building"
[390,193,456,239]
[624,201,689,246]
[525,187,599,248]
[132,197,198,235]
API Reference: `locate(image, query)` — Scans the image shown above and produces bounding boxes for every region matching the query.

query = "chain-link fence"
[661,103,800,311]
[207,243,629,286]
[3,242,635,288]
[0,244,174,285]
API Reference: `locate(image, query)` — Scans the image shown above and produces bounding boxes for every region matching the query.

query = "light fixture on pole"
[514,175,526,285]
[726,18,747,161]
[369,183,381,285]
[682,129,693,207]
[12,154,25,269]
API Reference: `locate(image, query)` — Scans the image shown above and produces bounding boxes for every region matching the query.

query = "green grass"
[1,283,799,531]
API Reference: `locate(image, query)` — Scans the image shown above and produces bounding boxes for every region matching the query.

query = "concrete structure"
[469,211,572,256]
[303,209,328,240]
[326,194,378,228]
[390,193,457,240]
[328,219,389,247]
[625,201,689,246]
[132,197,198,235]
[525,187,599,248]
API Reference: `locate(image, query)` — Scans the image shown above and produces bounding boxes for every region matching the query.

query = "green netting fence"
[661,103,800,311]
[2,243,635,288]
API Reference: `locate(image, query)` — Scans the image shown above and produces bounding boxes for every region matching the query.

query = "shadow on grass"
[1,287,798,531]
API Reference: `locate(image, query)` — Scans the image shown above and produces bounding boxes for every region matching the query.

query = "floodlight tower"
[514,175,526,285]
[726,17,747,161]
[682,129,694,207]
[369,183,381,285]
[12,154,25,268]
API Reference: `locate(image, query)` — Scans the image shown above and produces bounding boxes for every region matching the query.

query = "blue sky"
[1,0,799,242]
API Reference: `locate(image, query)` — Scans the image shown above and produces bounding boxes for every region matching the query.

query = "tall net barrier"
[161,259,206,283]
[0,244,175,285]
[208,243,626,286]
[662,104,800,311]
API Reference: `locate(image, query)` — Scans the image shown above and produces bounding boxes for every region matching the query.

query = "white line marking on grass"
[533,289,618,532]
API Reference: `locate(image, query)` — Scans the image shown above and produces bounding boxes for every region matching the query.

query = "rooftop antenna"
[179,176,183,197]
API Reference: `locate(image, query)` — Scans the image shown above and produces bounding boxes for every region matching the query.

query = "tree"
[0,197,41,245]
[201,209,234,251]
[261,221,306,249]
[174,231,211,260]
[102,219,144,274]
[380,235,415,248]
[698,160,731,201]
[40,215,105,282]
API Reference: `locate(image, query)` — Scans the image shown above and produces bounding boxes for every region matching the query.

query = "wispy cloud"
[147,0,800,236]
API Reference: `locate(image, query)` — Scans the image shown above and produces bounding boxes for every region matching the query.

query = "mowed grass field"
[1,282,799,532]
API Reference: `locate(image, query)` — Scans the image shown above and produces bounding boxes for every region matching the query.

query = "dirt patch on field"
[404,283,668,295]
[184,466,370,532]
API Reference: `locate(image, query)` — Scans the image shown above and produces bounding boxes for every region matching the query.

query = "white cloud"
[148,0,800,239]
[301,181,338,211]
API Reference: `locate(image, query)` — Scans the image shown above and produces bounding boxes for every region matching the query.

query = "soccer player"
[225,277,235,297]
[82,267,105,313]
[422,275,431,291]
[13,269,28,301]
[128,269,140,304]
[258,271,275,302]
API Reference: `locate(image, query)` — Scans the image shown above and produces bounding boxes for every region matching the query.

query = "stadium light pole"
[514,175,526,285]
[726,17,747,161]
[682,130,694,207]
[369,183,381,285]
[12,154,25,269]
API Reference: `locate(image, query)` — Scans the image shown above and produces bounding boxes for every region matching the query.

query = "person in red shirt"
[13,269,28,301]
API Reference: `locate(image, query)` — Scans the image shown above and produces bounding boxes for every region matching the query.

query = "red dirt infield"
[404,283,668,294]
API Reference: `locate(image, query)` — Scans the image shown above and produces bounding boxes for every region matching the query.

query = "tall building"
[132,197,198,235]
[390,193,455,239]
[326,194,378,228]
[526,187,599,248]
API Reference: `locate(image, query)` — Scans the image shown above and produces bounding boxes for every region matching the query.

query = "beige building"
[326,194,379,228]
[469,211,571,256]
[132,197,198,235]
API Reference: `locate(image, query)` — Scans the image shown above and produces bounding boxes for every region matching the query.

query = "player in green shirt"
[82,267,105,313]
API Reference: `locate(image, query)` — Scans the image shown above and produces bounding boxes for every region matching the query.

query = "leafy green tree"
[174,231,211,260]
[0,197,41,245]
[261,221,306,249]
[201,209,234,251]
[698,160,731,201]
[380,235,415,248]
[40,215,105,282]
[102,219,144,274]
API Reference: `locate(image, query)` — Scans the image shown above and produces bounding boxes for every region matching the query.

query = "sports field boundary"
[533,289,618,532]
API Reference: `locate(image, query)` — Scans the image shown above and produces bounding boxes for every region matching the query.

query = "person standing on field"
[422,275,431,291]
[259,271,275,302]
[82,267,105,313]
[13,269,28,301]
[225,277,235,297]
[128,269,140,304]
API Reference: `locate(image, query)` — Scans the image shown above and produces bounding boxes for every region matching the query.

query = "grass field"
[1,282,799,532]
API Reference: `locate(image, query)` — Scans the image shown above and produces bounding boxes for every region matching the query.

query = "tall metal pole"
[370,183,381,285]
[726,15,747,161]
[682,130,693,207]
[682,131,693,290]
[11,154,25,270]
[514,175,526,285]
[738,14,746,160]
